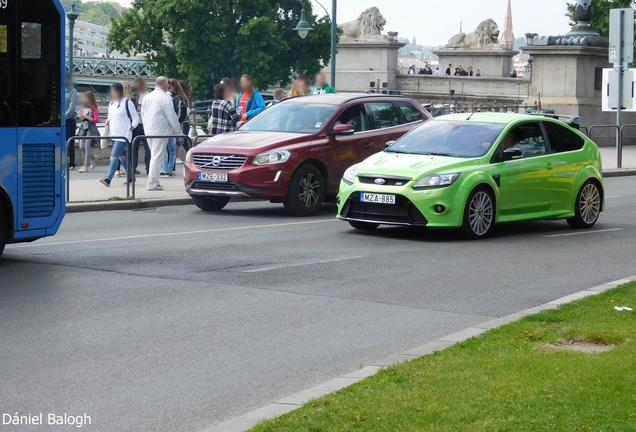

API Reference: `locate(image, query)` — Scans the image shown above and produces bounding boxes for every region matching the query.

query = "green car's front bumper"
[337,180,470,228]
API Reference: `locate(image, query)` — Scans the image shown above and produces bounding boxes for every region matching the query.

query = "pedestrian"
[311,72,336,94]
[178,79,193,156]
[510,69,518,78]
[468,66,474,77]
[99,83,139,187]
[114,81,136,177]
[434,67,442,76]
[160,78,188,177]
[65,73,78,170]
[476,69,482,77]
[288,75,310,98]
[445,64,452,76]
[220,77,240,107]
[141,76,182,191]
[133,77,151,175]
[267,89,286,108]
[408,65,416,75]
[76,91,100,173]
[418,68,425,75]
[237,74,266,121]
[454,67,461,76]
[426,65,433,75]
[207,84,241,135]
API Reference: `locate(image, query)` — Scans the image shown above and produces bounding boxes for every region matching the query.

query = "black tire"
[567,180,601,229]
[349,221,380,230]
[461,186,495,239]
[284,164,325,216]
[0,201,7,258]
[191,195,230,212]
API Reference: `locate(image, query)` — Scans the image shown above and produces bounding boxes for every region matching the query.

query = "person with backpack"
[237,75,266,122]
[99,83,139,187]
[160,78,188,177]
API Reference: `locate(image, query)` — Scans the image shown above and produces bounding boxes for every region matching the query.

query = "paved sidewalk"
[600,146,636,170]
[67,165,190,203]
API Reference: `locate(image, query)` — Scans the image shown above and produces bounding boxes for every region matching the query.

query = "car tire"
[461,186,495,239]
[349,221,380,230]
[0,200,7,258]
[191,195,230,212]
[567,180,601,229]
[284,164,325,216]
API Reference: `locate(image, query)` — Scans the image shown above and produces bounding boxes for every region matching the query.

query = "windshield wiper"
[385,149,410,154]
[413,151,459,158]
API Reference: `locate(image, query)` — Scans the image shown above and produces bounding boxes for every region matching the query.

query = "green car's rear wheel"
[348,221,380,230]
[462,186,495,239]
[567,180,601,229]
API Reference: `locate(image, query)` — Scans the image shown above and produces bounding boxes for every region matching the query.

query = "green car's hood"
[356,152,479,179]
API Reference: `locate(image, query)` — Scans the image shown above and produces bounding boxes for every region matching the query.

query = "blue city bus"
[0,0,66,257]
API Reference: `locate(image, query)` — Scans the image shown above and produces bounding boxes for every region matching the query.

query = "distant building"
[500,0,515,50]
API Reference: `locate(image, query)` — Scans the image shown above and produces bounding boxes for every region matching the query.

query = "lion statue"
[339,7,387,40]
[445,19,501,48]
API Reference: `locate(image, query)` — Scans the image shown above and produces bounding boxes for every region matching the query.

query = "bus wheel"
[0,201,7,258]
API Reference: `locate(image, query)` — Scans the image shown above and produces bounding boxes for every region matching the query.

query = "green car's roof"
[435,112,547,125]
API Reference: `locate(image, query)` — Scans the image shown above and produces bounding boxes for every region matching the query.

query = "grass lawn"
[251,283,636,431]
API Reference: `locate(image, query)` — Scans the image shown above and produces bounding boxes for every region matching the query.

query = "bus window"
[0,1,15,127]
[18,0,61,127]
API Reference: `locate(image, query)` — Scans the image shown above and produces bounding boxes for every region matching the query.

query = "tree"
[61,0,122,27]
[108,0,333,99]
[566,0,635,37]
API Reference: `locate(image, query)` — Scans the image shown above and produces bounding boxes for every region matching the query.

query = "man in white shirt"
[141,76,182,191]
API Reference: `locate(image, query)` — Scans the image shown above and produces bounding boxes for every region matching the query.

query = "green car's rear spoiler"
[524,110,581,130]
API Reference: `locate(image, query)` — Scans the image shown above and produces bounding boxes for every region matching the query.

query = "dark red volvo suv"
[184,94,430,216]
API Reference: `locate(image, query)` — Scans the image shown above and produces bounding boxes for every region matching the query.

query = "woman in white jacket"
[100,83,140,187]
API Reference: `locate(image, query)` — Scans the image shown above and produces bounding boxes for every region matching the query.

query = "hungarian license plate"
[360,193,396,205]
[199,172,228,182]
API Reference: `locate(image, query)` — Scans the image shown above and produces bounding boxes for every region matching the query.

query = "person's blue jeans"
[162,138,176,173]
[107,140,131,181]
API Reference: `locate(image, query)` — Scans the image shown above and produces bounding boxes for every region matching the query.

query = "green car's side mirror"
[503,148,523,161]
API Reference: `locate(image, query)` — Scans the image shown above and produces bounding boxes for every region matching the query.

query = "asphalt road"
[2,177,636,432]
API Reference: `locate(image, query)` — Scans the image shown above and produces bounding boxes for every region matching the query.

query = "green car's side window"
[501,122,548,158]
[543,121,585,153]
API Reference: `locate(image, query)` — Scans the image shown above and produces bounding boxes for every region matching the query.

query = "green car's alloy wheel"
[349,221,380,230]
[567,180,601,229]
[192,195,230,212]
[284,164,325,216]
[463,187,495,239]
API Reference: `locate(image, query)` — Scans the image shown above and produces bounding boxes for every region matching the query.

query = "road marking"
[9,219,338,248]
[244,256,363,273]
[544,228,624,238]
[606,195,624,199]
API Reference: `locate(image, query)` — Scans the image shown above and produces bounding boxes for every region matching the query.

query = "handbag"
[100,124,112,149]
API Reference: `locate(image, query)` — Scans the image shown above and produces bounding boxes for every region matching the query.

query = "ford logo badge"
[374,178,386,185]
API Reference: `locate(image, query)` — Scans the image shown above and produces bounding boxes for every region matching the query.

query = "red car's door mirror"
[330,124,355,137]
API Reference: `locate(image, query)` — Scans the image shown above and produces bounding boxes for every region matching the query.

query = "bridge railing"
[73,57,154,78]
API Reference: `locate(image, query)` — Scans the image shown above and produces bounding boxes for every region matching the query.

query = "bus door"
[15,0,64,235]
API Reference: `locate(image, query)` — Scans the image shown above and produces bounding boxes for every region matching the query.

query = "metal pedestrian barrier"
[588,125,622,168]
[66,136,130,203]
[129,135,192,199]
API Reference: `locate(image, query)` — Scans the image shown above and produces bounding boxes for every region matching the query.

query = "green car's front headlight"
[413,172,461,190]
[343,165,356,185]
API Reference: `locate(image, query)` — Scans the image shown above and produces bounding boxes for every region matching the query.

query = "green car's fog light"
[434,205,446,214]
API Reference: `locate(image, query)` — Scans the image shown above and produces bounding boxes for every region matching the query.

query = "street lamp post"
[66,3,79,77]
[295,0,338,89]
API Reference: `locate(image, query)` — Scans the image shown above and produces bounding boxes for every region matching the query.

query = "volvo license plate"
[360,193,396,205]
[199,172,228,182]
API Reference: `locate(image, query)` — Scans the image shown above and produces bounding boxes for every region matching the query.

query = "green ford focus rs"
[337,113,604,239]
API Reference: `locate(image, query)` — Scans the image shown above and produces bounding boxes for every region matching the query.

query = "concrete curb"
[66,198,193,213]
[603,169,636,178]
[204,275,636,432]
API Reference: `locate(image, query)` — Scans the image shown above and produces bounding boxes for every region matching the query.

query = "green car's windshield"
[387,120,506,158]
[241,103,339,134]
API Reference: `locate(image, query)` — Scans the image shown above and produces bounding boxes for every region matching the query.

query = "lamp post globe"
[66,3,79,77]
[294,1,313,39]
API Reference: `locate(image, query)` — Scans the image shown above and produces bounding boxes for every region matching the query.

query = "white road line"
[244,256,363,273]
[606,195,624,199]
[9,219,338,248]
[544,228,624,238]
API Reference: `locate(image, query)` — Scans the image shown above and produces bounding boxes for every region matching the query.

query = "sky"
[100,0,572,47]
